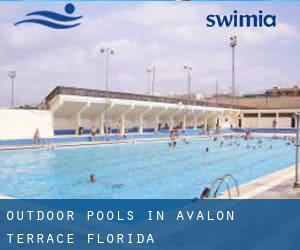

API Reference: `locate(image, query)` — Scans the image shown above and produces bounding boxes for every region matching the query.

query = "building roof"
[45,86,251,110]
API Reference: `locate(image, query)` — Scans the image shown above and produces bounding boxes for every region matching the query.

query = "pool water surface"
[0,136,295,198]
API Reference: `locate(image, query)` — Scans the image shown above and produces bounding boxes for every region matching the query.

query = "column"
[257,112,261,128]
[276,112,279,129]
[71,102,90,135]
[99,112,105,135]
[240,113,244,128]
[121,113,125,135]
[193,116,198,130]
[155,115,160,132]
[204,116,208,131]
[182,115,186,130]
[139,114,144,134]
[169,116,174,130]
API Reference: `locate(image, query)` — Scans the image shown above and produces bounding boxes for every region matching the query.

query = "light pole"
[100,47,114,93]
[146,66,156,95]
[8,71,16,108]
[230,36,237,98]
[100,47,114,136]
[151,66,156,96]
[183,65,192,130]
[183,65,192,102]
[215,80,218,103]
[152,66,156,96]
[146,68,152,95]
[294,113,300,188]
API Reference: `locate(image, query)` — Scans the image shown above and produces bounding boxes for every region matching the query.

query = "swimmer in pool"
[200,187,211,199]
[105,184,124,189]
[205,147,209,153]
[182,138,190,144]
[90,174,96,183]
[78,174,96,184]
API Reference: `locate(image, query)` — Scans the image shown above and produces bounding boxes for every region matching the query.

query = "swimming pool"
[0,136,295,198]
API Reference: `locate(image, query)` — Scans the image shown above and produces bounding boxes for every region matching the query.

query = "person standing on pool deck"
[272,119,277,129]
[33,128,41,145]
[90,125,97,141]
[116,121,121,135]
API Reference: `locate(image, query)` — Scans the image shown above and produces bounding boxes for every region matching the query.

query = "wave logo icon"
[14,3,82,29]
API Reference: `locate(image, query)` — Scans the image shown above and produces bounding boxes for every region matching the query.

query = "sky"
[1,1,300,107]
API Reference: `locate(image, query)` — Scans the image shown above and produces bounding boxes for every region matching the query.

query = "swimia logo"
[14,3,83,29]
[206,10,276,28]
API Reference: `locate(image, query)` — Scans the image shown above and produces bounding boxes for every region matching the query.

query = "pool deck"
[220,165,300,199]
[0,134,211,151]
[0,194,14,199]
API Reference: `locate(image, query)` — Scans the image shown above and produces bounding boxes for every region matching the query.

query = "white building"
[0,86,299,140]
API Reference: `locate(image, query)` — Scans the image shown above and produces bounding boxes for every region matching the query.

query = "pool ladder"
[209,173,240,199]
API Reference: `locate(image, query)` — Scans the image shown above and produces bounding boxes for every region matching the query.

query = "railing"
[209,173,240,198]
[210,177,232,198]
[45,86,251,109]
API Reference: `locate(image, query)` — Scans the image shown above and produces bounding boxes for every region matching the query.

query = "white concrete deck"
[0,134,211,151]
[219,165,300,199]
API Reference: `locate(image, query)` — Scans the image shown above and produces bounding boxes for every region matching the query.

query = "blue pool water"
[0,137,295,199]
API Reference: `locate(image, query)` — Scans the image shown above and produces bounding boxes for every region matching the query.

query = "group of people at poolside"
[81,122,129,140]
[168,127,191,148]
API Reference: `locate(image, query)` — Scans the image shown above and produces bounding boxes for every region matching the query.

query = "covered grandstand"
[45,86,242,136]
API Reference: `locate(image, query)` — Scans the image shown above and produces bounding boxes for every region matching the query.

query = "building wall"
[0,109,53,140]
[242,118,259,128]
[242,117,293,128]
[259,117,275,128]
[54,117,76,130]
[205,96,300,109]
[278,117,291,128]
